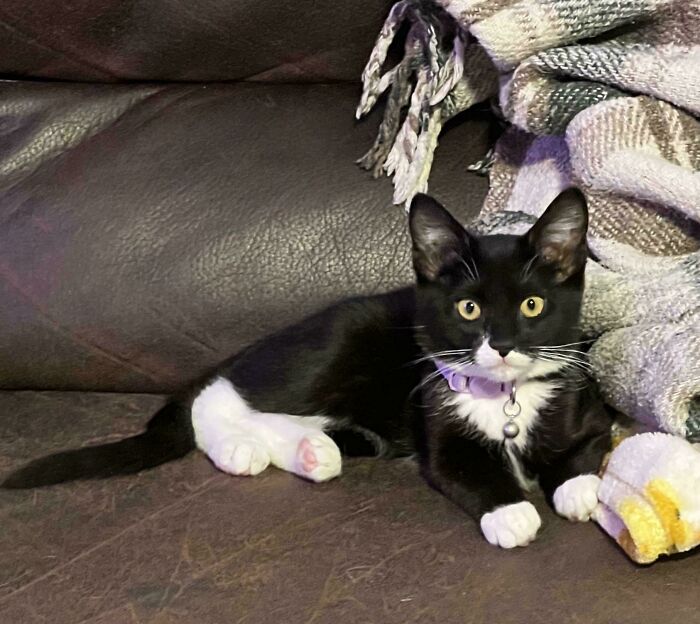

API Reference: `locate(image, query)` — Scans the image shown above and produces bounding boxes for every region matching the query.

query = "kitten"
[2,189,612,549]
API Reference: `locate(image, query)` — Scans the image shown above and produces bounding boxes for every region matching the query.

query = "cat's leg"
[252,412,342,482]
[191,377,341,482]
[191,377,271,476]
[422,429,541,548]
[539,428,611,522]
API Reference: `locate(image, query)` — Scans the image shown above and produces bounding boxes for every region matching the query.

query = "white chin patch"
[474,342,504,368]
[473,342,565,381]
[472,343,523,382]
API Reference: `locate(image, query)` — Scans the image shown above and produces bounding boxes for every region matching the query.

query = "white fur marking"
[505,445,537,491]
[480,501,541,548]
[447,343,564,450]
[553,474,601,522]
[449,378,557,451]
[471,342,565,383]
[191,377,341,482]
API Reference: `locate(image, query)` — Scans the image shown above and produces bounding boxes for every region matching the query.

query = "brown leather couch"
[1,3,697,622]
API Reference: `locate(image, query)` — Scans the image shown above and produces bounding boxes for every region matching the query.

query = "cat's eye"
[456,299,481,321]
[521,296,545,318]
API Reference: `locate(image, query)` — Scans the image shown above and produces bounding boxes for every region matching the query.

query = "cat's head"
[409,190,588,383]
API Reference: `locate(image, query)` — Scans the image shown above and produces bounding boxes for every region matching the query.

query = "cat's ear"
[527,188,588,282]
[409,194,471,282]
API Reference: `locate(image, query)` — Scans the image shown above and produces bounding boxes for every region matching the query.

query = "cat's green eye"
[457,299,481,321]
[521,296,545,318]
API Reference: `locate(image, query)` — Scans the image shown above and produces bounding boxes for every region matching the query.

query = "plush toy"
[594,432,700,564]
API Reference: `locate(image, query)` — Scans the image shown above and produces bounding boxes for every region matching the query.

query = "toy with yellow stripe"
[593,433,700,564]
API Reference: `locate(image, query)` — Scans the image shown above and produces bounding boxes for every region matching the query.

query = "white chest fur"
[447,379,558,452]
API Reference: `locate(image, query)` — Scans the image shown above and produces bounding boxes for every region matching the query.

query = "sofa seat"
[2,391,699,623]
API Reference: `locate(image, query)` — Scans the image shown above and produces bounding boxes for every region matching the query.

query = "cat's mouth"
[472,347,534,383]
[479,362,519,383]
[479,354,570,383]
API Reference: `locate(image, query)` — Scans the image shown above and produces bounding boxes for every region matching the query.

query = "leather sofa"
[1,2,697,622]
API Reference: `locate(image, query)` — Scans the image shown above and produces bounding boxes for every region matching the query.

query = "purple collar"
[434,359,513,399]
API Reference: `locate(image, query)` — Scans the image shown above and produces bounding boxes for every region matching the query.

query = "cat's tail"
[1,401,195,489]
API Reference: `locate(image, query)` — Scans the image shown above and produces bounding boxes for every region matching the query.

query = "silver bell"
[503,421,520,439]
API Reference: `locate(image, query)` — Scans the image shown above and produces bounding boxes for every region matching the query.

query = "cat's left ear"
[527,188,588,282]
[409,193,472,282]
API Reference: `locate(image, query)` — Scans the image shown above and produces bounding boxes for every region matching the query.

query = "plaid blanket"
[357,0,700,439]
[357,0,700,253]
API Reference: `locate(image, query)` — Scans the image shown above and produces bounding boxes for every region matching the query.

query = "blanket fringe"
[356,0,497,207]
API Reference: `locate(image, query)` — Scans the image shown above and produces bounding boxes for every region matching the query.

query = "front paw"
[553,474,600,522]
[480,501,541,549]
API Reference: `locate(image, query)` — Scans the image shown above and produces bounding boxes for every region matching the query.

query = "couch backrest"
[0,79,493,392]
[0,0,393,82]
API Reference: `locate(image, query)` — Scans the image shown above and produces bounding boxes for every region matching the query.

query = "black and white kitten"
[3,189,612,549]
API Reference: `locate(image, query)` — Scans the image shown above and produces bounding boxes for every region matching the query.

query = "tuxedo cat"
[3,189,612,549]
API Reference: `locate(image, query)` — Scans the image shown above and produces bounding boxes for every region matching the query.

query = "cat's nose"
[489,340,514,358]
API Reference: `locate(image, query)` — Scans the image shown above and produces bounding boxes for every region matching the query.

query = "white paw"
[480,501,541,549]
[211,437,270,476]
[295,433,342,482]
[553,474,600,522]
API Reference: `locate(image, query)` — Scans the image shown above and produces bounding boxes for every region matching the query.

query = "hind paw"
[211,438,270,476]
[295,434,341,482]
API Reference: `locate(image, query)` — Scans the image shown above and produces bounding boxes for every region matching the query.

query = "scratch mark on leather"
[0,474,224,606]
[125,502,342,617]
[303,554,343,624]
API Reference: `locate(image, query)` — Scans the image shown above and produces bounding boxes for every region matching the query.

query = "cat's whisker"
[458,257,479,282]
[533,347,591,358]
[539,360,594,376]
[408,367,448,399]
[408,349,474,366]
[536,352,591,363]
[536,347,589,354]
[520,254,539,281]
[538,350,591,360]
[553,375,591,392]
[536,339,595,349]
[469,257,480,280]
[427,349,474,359]
[535,349,590,359]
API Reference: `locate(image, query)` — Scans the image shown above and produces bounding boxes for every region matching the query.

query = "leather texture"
[0,81,495,392]
[2,391,699,623]
[0,0,394,82]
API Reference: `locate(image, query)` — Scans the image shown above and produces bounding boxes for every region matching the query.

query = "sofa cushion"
[0,0,394,82]
[0,82,495,392]
[1,390,699,623]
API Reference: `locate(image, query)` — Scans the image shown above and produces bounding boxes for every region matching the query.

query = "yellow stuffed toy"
[593,432,700,564]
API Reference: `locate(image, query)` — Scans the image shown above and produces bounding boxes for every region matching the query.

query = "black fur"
[2,190,612,527]
[2,402,194,488]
